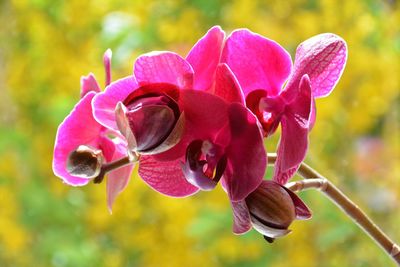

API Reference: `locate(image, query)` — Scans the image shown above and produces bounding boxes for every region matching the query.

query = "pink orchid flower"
[222,29,347,185]
[184,27,311,239]
[53,50,134,212]
[92,26,266,202]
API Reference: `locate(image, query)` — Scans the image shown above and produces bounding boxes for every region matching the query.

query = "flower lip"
[182,139,227,191]
[245,90,281,136]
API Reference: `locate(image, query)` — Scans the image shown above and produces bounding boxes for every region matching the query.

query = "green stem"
[93,154,137,184]
[267,153,400,265]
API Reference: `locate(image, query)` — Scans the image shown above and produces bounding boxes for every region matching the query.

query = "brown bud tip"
[263,235,275,243]
[245,181,296,238]
[66,145,104,179]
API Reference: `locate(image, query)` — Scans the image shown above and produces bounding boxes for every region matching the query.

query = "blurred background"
[0,0,399,266]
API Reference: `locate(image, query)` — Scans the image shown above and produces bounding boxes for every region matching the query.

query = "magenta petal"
[53,92,102,186]
[181,90,229,139]
[213,64,245,104]
[138,155,199,197]
[223,103,266,201]
[309,98,317,131]
[103,49,112,87]
[80,73,101,98]
[273,165,299,187]
[222,29,292,97]
[287,33,347,99]
[134,52,194,90]
[100,135,134,212]
[282,186,312,220]
[273,75,312,184]
[186,26,225,91]
[92,76,138,131]
[230,200,252,234]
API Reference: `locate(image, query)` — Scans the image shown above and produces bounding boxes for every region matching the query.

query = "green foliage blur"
[0,0,399,266]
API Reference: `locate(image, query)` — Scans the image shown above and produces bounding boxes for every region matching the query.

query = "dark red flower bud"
[245,180,311,239]
[66,145,104,179]
[116,89,184,155]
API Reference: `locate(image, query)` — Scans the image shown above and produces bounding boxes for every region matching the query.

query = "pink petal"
[186,26,225,91]
[92,76,138,131]
[230,200,252,234]
[273,165,299,187]
[273,75,312,184]
[103,49,112,87]
[180,89,229,139]
[134,52,194,90]
[287,33,347,99]
[309,98,317,131]
[222,29,292,97]
[282,186,312,220]
[80,73,101,98]
[223,103,266,201]
[138,155,199,197]
[212,63,245,104]
[53,92,102,186]
[100,135,134,213]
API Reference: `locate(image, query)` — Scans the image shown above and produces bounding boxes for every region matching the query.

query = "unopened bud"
[66,145,104,179]
[117,88,184,155]
[245,181,296,238]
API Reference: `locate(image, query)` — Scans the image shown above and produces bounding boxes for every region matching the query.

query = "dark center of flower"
[182,139,227,191]
[246,90,282,137]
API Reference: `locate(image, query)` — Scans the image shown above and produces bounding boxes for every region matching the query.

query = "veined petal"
[100,135,134,213]
[80,73,101,98]
[282,186,312,220]
[92,76,138,131]
[134,51,194,90]
[273,75,312,184]
[286,33,347,99]
[213,63,245,104]
[223,103,266,201]
[231,200,252,234]
[186,26,225,91]
[138,155,199,197]
[53,92,102,186]
[222,29,292,97]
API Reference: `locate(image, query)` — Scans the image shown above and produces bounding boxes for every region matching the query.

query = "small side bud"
[66,145,104,179]
[245,181,296,239]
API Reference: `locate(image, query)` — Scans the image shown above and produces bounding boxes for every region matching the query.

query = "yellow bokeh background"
[1,0,399,266]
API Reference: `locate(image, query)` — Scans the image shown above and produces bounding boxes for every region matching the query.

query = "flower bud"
[117,89,184,155]
[245,181,296,238]
[66,145,104,179]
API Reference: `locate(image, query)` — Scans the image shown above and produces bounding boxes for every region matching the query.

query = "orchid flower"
[222,29,347,185]
[53,50,134,212]
[92,26,266,202]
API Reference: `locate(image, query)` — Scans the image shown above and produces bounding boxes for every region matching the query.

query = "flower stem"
[267,153,400,265]
[93,153,138,184]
